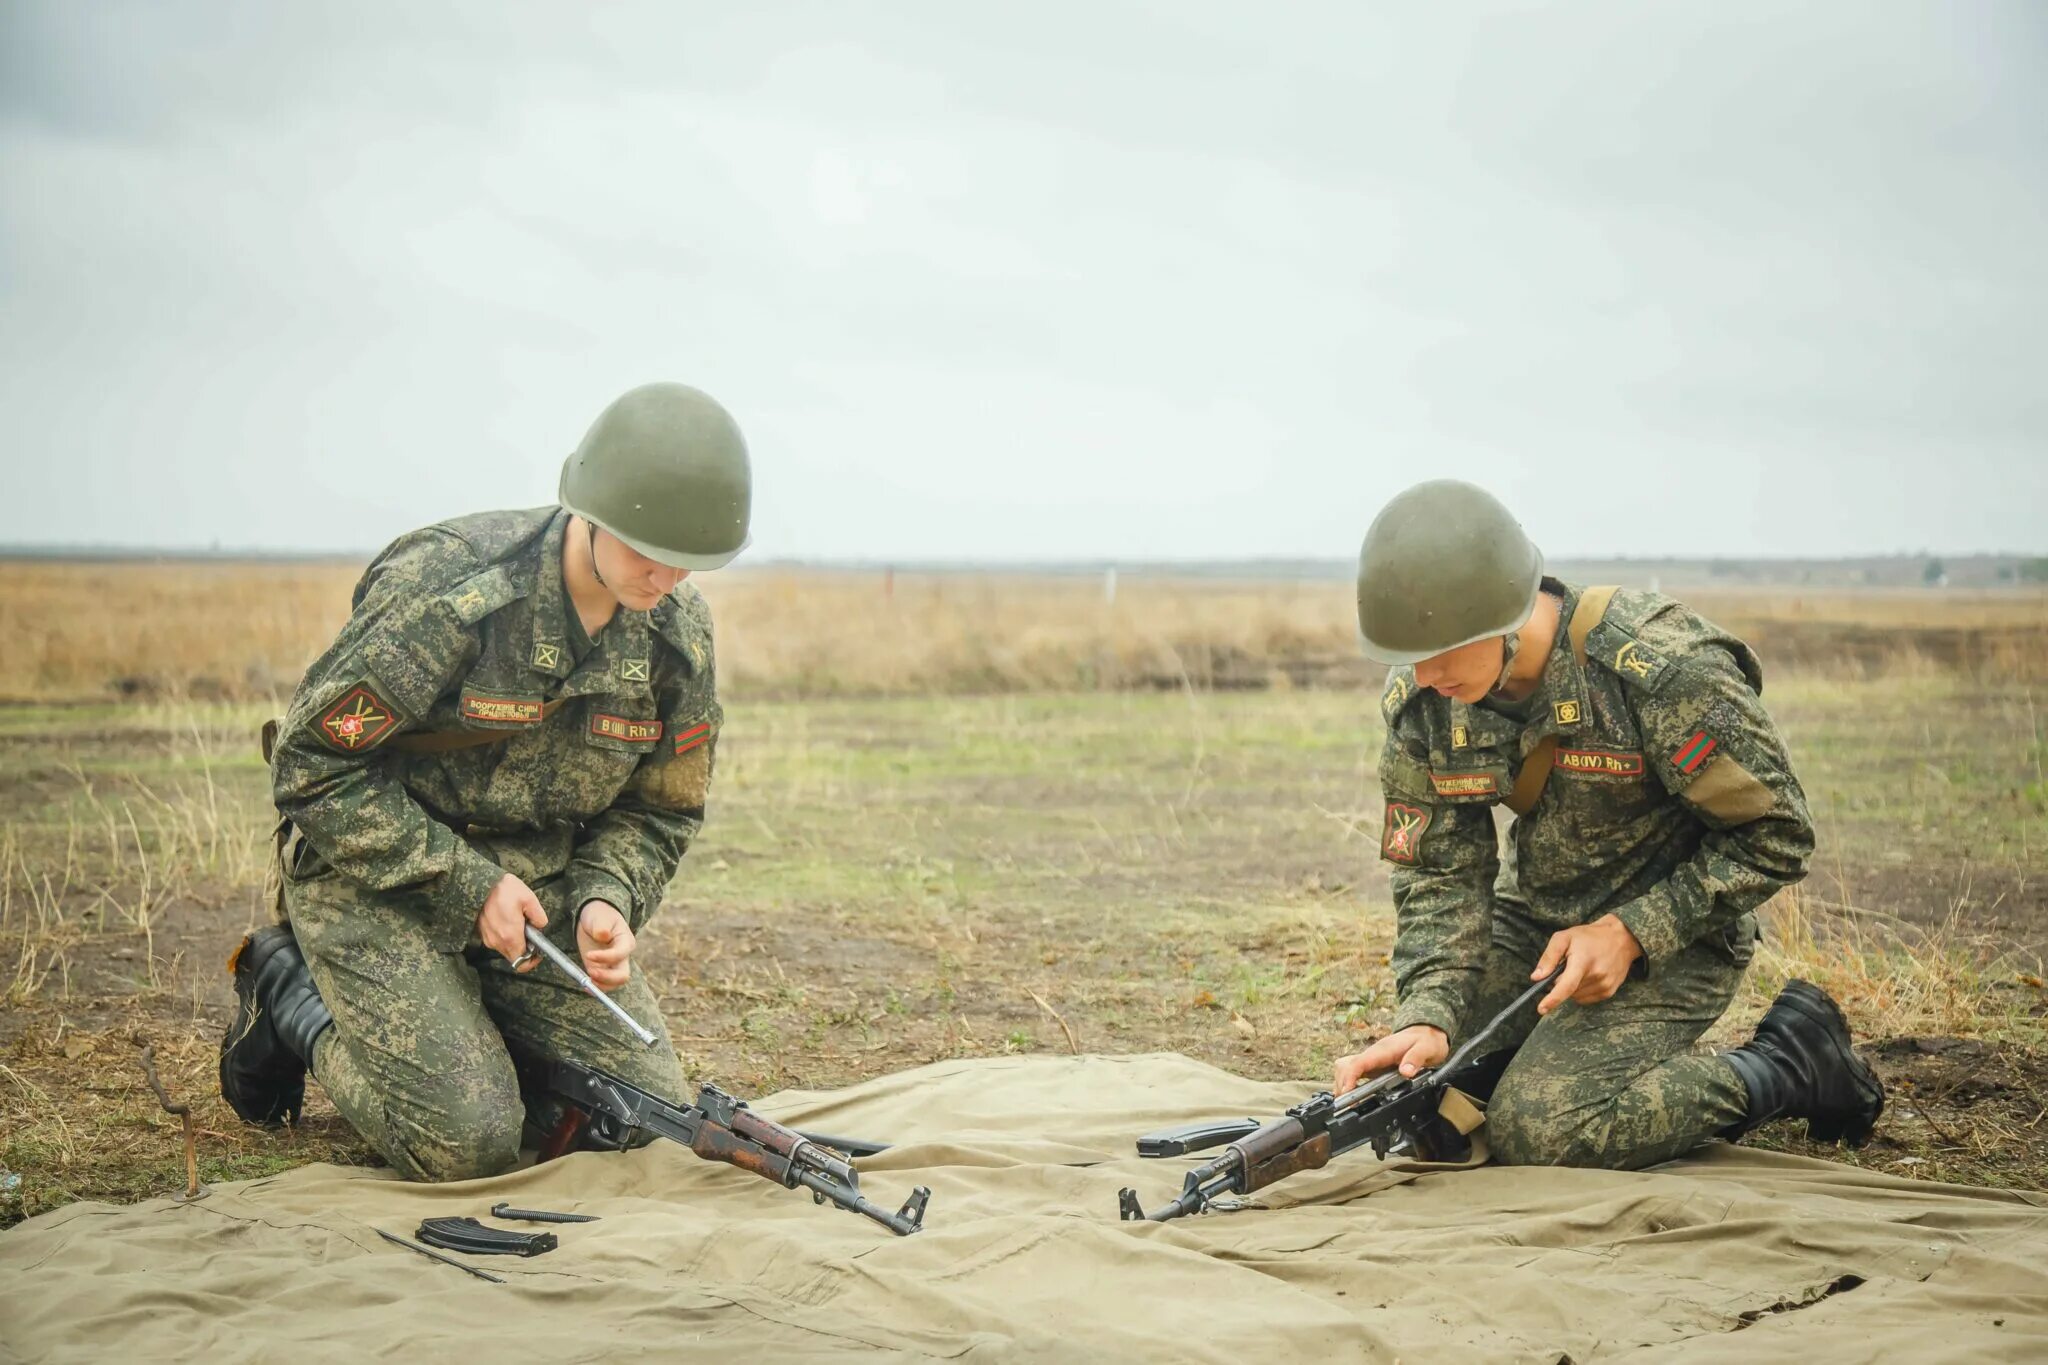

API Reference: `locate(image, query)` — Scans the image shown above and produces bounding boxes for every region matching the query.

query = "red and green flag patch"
[1673,731,1718,774]
[318,684,399,752]
[673,721,713,756]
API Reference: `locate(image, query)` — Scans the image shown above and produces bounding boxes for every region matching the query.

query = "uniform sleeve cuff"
[1614,892,1686,969]
[570,867,639,931]
[1389,996,1463,1041]
[435,844,505,928]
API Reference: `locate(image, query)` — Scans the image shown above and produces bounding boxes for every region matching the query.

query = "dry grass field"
[2,560,2046,1227]
[5,560,2045,703]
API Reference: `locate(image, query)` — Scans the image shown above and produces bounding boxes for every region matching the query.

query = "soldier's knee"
[1485,1080,1602,1168]
[380,1076,524,1182]
[397,1123,522,1182]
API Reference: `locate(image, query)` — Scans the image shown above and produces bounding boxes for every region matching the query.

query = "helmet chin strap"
[1490,629,1522,695]
[586,520,608,590]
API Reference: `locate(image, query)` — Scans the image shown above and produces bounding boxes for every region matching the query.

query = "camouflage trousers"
[284,866,686,1183]
[1475,910,1754,1170]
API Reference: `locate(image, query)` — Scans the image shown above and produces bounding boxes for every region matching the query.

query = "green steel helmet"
[557,382,752,571]
[1355,480,1543,665]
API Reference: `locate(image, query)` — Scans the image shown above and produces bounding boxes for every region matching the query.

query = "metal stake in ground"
[138,1043,207,1202]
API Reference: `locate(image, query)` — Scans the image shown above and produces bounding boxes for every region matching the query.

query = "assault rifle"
[1117,973,1554,1223]
[525,1056,931,1236]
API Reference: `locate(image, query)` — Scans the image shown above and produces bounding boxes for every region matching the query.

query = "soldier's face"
[1413,636,1505,704]
[595,532,691,610]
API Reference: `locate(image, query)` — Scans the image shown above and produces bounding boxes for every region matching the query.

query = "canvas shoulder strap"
[1501,586,1618,817]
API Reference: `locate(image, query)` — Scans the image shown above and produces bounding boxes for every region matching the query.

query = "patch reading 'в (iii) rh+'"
[590,714,662,744]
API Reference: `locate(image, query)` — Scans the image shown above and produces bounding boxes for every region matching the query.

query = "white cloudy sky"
[2,2,2042,560]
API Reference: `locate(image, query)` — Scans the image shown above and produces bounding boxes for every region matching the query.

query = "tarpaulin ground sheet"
[5,1053,2046,1362]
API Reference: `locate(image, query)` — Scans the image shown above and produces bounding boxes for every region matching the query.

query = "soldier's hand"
[479,873,548,970]
[1332,1024,1450,1092]
[577,900,636,992]
[1533,914,1644,1015]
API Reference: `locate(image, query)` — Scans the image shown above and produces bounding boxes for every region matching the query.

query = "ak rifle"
[530,1057,930,1236]
[1117,973,1554,1223]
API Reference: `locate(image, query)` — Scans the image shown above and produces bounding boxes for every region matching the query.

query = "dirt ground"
[4,682,2046,1224]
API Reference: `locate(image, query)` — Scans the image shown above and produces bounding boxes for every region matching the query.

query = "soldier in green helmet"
[1337,480,1884,1169]
[219,383,749,1180]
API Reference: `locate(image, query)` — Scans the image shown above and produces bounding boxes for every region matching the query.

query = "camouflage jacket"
[270,507,720,949]
[1377,580,1813,1041]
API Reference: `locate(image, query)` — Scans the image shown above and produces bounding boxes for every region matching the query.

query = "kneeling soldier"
[1334,480,1883,1169]
[220,383,746,1180]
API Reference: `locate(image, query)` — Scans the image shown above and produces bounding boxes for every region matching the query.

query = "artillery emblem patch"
[619,658,650,683]
[532,642,563,671]
[318,685,398,752]
[1381,802,1431,864]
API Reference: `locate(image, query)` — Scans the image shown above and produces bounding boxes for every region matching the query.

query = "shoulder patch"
[1381,801,1432,864]
[1380,667,1419,722]
[1585,620,1675,692]
[318,683,401,752]
[440,566,521,626]
[672,719,714,755]
[1671,731,1718,775]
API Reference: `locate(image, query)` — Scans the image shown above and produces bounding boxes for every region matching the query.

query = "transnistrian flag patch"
[1382,801,1431,863]
[591,713,663,745]
[319,684,399,752]
[1673,732,1718,774]
[673,720,713,756]
[1554,748,1645,778]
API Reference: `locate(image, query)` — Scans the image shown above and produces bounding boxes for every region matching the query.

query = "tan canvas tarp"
[5,1053,2046,1362]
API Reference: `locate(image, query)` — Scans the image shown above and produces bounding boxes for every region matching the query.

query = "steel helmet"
[1355,480,1543,665]
[557,383,752,570]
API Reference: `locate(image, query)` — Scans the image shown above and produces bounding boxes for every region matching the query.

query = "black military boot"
[219,926,334,1127]
[1722,979,1885,1147]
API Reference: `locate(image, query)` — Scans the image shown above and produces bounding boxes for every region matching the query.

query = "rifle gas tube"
[535,1058,931,1236]
[1117,972,1556,1223]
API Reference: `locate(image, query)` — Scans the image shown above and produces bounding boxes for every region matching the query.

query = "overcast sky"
[2,2,2042,561]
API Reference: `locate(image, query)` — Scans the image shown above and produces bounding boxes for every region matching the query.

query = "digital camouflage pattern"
[288,870,686,1180]
[1377,579,1814,1166]
[269,505,715,1178]
[1460,909,1751,1169]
